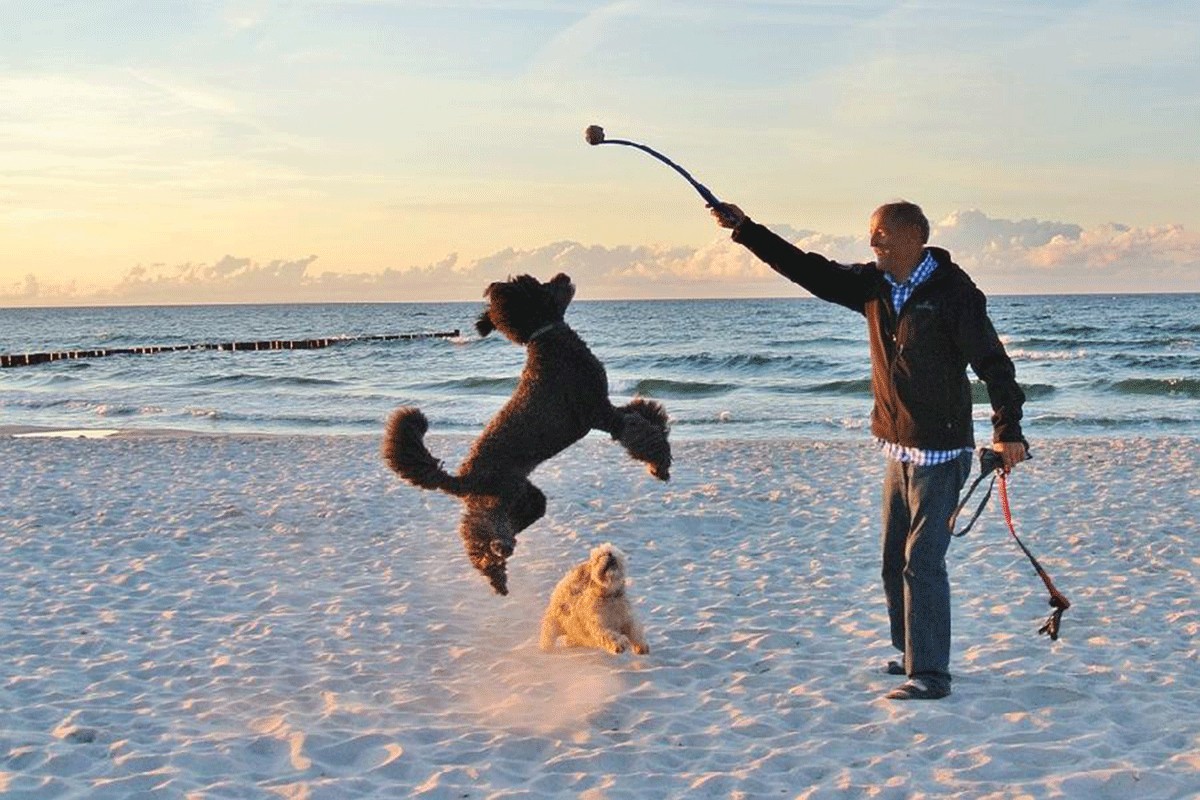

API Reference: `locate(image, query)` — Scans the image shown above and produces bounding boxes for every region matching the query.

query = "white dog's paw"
[608,635,630,654]
[632,642,650,655]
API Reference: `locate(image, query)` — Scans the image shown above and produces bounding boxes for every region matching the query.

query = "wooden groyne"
[0,330,460,369]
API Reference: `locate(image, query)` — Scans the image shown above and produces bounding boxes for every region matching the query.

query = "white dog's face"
[540,540,648,655]
[588,543,627,593]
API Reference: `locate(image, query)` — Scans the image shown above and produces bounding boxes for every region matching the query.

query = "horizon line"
[3,289,1198,312]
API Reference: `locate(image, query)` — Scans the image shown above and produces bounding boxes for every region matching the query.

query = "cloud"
[1029,223,1197,270]
[109,255,323,304]
[933,210,1200,292]
[934,209,1083,254]
[3,209,1198,306]
[6,274,79,304]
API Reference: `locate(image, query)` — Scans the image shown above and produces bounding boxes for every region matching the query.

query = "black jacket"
[732,220,1025,449]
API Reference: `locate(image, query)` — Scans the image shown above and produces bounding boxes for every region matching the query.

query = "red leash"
[997,470,1071,640]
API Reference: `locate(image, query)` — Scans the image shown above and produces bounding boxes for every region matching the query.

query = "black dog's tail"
[615,398,672,481]
[382,407,467,494]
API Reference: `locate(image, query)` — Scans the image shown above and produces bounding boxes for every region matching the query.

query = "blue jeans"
[881,452,972,690]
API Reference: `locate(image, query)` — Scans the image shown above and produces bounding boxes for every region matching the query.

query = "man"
[712,200,1027,700]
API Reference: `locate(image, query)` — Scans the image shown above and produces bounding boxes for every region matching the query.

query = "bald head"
[873,202,930,243]
[869,201,930,281]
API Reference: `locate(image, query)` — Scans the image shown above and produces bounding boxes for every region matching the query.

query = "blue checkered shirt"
[876,249,974,466]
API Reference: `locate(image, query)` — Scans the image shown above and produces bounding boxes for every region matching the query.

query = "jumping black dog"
[383,273,671,595]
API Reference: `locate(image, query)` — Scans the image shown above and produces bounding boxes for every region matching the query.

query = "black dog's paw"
[489,537,514,559]
[615,402,672,481]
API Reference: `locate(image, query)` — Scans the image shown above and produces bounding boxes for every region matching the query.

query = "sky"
[2,0,1198,306]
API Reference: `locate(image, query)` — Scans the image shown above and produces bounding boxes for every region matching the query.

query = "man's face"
[869,210,926,280]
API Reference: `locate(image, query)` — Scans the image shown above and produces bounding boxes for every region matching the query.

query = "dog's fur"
[539,543,648,655]
[382,273,671,595]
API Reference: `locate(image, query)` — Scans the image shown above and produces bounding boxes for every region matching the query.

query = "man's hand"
[993,441,1028,472]
[709,203,746,229]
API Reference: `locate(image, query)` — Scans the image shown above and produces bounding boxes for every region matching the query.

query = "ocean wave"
[1008,348,1088,361]
[1044,323,1104,336]
[1,396,168,418]
[96,404,165,418]
[623,378,737,398]
[411,376,519,393]
[1007,333,1191,350]
[801,379,873,397]
[4,396,79,410]
[1029,412,1198,429]
[976,382,1057,401]
[188,373,344,389]
[1111,353,1200,370]
[9,369,89,387]
[1006,336,1094,347]
[794,380,1057,401]
[175,407,393,432]
[1111,378,1200,399]
[617,351,833,374]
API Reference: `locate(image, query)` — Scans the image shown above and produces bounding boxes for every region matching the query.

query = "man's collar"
[884,248,936,287]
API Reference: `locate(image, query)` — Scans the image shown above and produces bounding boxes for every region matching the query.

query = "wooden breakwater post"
[0,330,461,369]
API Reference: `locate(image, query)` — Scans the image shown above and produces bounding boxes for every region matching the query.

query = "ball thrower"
[585,125,723,209]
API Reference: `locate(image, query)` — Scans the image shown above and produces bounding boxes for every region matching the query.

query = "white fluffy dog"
[539,543,649,655]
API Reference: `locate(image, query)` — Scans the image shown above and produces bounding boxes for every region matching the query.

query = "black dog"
[383,273,671,594]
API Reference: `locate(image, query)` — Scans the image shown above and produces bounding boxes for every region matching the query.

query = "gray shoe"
[886,678,950,700]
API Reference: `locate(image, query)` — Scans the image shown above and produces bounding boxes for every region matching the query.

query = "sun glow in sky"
[2,0,1198,305]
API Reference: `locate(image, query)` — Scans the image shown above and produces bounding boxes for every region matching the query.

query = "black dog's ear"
[546,273,575,315]
[477,280,501,336]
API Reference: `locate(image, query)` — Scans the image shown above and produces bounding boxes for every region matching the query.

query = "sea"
[1,294,1197,442]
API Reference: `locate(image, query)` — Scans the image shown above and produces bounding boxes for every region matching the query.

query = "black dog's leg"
[512,481,547,533]
[509,481,547,534]
[596,405,624,439]
[455,481,544,596]
[460,497,514,595]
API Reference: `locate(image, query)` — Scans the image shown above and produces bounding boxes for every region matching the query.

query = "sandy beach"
[1,430,1197,798]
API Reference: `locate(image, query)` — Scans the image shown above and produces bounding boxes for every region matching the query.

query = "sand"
[0,431,1197,799]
